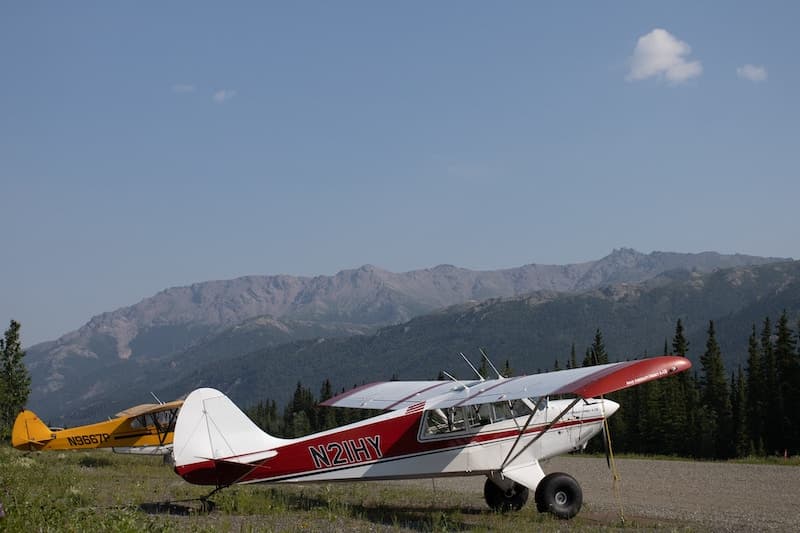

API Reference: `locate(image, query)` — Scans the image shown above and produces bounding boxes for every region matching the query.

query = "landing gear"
[483,478,529,512]
[534,472,582,519]
[197,484,226,513]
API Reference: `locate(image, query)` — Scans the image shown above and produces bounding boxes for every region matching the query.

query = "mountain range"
[24,249,794,424]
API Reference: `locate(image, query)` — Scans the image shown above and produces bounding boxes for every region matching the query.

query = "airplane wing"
[114,400,184,418]
[319,379,482,410]
[321,356,691,410]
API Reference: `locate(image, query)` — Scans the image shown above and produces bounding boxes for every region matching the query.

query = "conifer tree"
[0,320,31,439]
[318,379,338,430]
[760,317,780,453]
[745,324,764,454]
[699,321,733,458]
[569,343,577,370]
[774,311,798,453]
[590,328,609,364]
[731,367,749,457]
[666,318,693,455]
[582,347,592,367]
[284,381,316,436]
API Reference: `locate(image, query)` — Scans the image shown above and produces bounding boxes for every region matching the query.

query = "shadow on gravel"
[138,490,488,530]
[286,492,486,531]
[138,501,196,516]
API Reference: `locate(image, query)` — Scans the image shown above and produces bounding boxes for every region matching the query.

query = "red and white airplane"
[172,355,690,519]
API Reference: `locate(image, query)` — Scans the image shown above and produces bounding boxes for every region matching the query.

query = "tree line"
[583,312,800,459]
[247,311,800,460]
[246,378,375,438]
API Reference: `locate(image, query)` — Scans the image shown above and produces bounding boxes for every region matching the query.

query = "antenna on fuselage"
[460,352,485,381]
[479,348,504,379]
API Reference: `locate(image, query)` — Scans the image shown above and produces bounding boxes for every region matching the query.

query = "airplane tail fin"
[11,410,55,451]
[173,388,291,485]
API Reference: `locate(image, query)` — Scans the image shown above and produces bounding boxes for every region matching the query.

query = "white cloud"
[737,64,767,82]
[172,84,196,93]
[627,28,702,84]
[213,89,237,103]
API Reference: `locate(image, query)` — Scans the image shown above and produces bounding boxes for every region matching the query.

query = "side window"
[511,400,533,417]
[130,416,146,429]
[466,404,492,427]
[490,400,533,422]
[491,401,514,422]
[422,407,468,437]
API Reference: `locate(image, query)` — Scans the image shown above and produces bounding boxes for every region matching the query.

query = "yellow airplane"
[12,400,183,453]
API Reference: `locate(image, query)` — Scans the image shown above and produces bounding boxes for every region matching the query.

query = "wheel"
[534,472,582,519]
[483,477,529,512]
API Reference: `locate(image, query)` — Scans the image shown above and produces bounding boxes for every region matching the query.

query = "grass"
[0,445,724,532]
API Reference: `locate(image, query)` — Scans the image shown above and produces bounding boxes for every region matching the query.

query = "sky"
[1,2,798,346]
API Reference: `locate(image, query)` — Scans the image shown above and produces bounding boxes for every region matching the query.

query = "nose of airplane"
[602,398,620,417]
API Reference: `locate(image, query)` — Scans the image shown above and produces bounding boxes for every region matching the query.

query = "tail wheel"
[534,472,582,519]
[483,478,529,512]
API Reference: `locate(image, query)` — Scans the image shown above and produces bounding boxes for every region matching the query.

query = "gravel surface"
[392,456,800,532]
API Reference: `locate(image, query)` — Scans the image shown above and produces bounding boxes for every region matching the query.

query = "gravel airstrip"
[393,456,799,532]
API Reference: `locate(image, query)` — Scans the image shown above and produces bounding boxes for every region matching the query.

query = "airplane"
[12,400,183,454]
[172,355,690,519]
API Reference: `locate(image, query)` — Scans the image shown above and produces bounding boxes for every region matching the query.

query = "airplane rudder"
[11,410,52,450]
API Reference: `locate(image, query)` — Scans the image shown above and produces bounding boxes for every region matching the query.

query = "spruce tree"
[670,318,694,456]
[731,367,749,457]
[761,317,780,453]
[774,311,798,454]
[745,324,764,454]
[0,320,31,439]
[590,328,609,364]
[672,319,689,357]
[699,321,734,458]
[318,379,338,430]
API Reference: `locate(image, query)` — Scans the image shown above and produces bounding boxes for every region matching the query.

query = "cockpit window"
[420,400,535,439]
[422,407,468,436]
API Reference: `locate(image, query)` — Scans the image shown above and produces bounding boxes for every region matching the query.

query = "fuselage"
[175,397,617,487]
[12,406,179,452]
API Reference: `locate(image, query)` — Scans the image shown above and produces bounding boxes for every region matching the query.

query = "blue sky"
[2,2,798,346]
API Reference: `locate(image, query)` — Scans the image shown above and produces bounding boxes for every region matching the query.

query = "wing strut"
[501,397,581,469]
[499,396,546,467]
